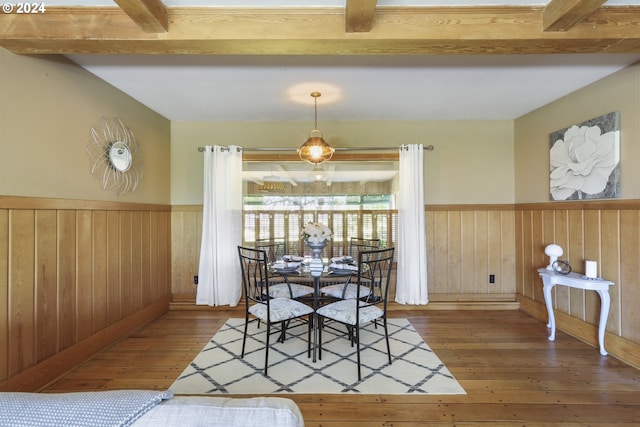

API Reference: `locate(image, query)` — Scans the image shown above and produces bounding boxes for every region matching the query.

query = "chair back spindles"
[356,247,394,308]
[255,238,287,263]
[349,237,382,264]
[238,246,270,306]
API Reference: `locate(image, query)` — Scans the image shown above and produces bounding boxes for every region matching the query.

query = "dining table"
[270,256,357,362]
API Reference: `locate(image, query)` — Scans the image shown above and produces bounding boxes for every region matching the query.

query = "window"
[242,159,398,255]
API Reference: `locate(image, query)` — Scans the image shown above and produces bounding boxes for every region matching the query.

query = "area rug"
[170,317,465,395]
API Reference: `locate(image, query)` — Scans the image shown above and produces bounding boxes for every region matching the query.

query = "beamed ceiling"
[2,1,640,123]
[2,1,640,55]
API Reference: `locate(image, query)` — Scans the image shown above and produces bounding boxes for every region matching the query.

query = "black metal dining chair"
[255,239,314,300]
[316,247,395,381]
[238,246,314,375]
[319,237,381,300]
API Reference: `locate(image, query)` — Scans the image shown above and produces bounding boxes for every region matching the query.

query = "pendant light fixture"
[298,91,334,165]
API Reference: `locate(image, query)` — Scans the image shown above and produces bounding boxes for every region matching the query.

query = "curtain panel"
[197,145,243,306]
[396,144,429,304]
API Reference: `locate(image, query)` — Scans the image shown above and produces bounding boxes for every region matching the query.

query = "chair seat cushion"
[316,299,383,325]
[268,283,314,299]
[320,283,371,300]
[249,298,314,323]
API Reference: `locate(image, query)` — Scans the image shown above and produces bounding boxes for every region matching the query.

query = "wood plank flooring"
[42,308,640,426]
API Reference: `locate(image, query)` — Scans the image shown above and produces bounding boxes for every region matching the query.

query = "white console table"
[537,268,614,356]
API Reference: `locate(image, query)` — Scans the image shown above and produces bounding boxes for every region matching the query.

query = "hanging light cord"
[312,91,320,131]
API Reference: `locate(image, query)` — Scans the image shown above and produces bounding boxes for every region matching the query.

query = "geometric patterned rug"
[170,318,465,395]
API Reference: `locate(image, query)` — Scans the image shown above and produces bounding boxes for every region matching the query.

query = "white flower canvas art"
[549,112,620,201]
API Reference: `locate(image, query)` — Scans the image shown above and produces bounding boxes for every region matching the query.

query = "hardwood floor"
[42,308,640,426]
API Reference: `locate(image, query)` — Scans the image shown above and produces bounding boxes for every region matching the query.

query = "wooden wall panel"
[567,209,585,319]
[58,210,76,352]
[120,211,132,318]
[0,197,171,388]
[448,211,462,294]
[525,211,546,300]
[583,210,601,325]
[149,212,159,301]
[522,211,541,298]
[541,210,555,305]
[9,210,36,376]
[460,211,476,295]
[600,210,620,335]
[433,211,449,294]
[159,212,171,297]
[553,210,570,314]
[106,211,120,325]
[474,211,489,294]
[500,211,516,294]
[76,211,93,342]
[35,210,57,362]
[131,211,143,313]
[140,212,151,306]
[92,211,108,333]
[0,210,8,382]
[620,210,640,342]
[425,210,435,289]
[516,201,640,364]
[170,205,517,301]
[514,210,524,296]
[487,211,501,293]
[171,209,200,295]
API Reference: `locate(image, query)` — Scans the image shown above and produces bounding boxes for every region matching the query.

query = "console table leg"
[543,282,556,342]
[596,289,610,356]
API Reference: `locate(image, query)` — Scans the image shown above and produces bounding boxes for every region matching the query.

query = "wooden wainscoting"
[426,204,517,301]
[515,200,640,369]
[171,205,202,295]
[0,196,172,390]
[171,204,518,302]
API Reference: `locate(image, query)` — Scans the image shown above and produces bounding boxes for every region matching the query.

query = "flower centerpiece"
[302,222,331,276]
[302,221,332,244]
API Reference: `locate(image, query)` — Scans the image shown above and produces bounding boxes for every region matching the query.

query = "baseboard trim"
[517,294,640,370]
[0,296,171,392]
[388,301,520,310]
[170,295,520,311]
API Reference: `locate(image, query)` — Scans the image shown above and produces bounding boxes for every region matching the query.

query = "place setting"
[271,255,304,274]
[328,255,358,273]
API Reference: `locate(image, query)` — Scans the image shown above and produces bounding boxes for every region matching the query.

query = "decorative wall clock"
[86,117,142,195]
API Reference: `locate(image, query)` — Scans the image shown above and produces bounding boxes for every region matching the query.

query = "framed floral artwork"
[549,112,620,200]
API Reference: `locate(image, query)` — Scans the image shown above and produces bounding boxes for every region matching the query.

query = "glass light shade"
[298,130,334,164]
[310,165,328,182]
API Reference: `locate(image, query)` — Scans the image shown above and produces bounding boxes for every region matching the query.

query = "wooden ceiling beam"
[345,0,377,33]
[114,0,169,33]
[1,6,640,55]
[543,0,607,31]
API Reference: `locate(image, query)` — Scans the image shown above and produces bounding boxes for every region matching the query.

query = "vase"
[306,240,327,277]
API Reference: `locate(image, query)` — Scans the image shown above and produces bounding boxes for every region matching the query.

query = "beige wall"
[0,48,171,203]
[171,120,515,205]
[514,63,640,203]
[513,63,640,368]
[0,48,174,390]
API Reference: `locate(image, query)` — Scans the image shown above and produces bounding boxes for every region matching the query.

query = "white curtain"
[197,145,243,306]
[396,144,429,305]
